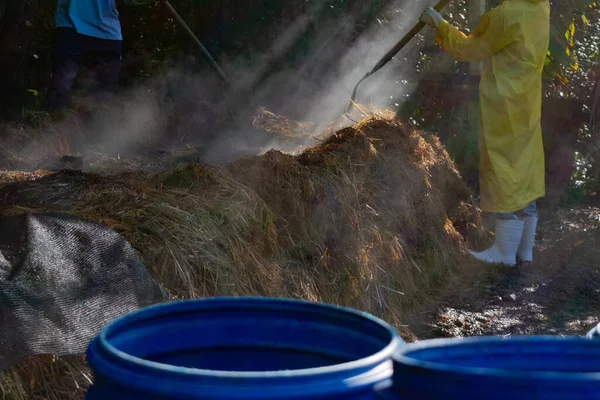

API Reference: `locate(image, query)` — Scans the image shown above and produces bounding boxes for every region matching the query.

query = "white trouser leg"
[517,216,538,263]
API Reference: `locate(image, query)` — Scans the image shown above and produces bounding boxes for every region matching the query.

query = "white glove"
[420,7,445,28]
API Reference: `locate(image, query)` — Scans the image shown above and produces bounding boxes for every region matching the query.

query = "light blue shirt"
[55,0,122,41]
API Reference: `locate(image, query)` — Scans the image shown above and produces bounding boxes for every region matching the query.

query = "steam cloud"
[3,0,448,171]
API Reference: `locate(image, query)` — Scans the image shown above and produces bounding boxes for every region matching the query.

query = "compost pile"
[0,112,482,400]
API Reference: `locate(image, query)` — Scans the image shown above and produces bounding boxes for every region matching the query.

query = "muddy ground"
[419,207,600,340]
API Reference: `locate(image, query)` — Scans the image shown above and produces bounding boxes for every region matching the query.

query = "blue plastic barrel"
[86,297,403,399]
[387,336,600,400]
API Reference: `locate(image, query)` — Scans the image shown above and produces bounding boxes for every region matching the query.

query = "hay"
[252,107,314,140]
[0,167,282,300]
[0,356,90,400]
[0,112,482,399]
[230,111,481,320]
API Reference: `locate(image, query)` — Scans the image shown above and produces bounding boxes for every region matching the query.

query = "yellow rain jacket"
[435,0,550,213]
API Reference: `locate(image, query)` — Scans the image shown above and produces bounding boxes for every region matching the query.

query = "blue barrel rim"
[394,336,600,382]
[94,296,402,379]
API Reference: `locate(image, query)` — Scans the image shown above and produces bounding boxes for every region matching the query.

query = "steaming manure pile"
[0,113,481,399]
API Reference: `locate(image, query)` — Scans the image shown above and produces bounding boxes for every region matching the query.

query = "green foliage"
[545,0,599,85]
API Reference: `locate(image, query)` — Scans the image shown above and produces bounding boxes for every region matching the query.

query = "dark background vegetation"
[0,0,599,205]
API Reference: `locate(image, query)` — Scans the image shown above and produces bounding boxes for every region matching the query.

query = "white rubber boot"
[517,216,538,263]
[470,219,524,267]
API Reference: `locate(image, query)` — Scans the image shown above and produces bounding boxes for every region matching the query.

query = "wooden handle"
[164,0,228,82]
[369,0,452,74]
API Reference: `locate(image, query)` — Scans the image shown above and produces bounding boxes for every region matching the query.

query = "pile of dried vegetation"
[0,112,482,399]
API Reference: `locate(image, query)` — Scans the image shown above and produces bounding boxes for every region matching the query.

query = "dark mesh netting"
[0,212,166,370]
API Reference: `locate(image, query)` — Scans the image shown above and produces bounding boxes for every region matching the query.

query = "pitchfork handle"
[164,0,228,83]
[370,0,452,75]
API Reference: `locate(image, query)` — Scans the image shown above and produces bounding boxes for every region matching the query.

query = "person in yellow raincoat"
[420,0,550,267]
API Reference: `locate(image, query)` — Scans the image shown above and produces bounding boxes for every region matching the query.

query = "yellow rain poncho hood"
[435,0,550,213]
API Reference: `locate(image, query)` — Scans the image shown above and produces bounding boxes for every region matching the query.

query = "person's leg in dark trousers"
[80,34,122,105]
[48,28,81,113]
[0,0,29,113]
[95,42,122,99]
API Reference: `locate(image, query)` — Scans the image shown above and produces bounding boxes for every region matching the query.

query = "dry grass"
[253,107,314,140]
[0,356,91,400]
[0,111,483,400]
